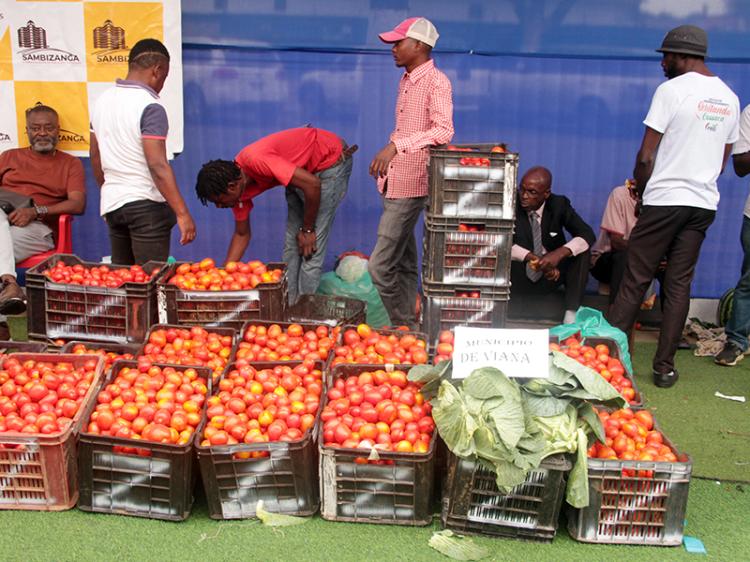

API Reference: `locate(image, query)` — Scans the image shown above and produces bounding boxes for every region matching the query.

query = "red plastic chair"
[17,214,74,269]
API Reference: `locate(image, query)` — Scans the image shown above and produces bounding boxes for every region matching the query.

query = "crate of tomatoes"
[62,341,141,374]
[25,254,164,343]
[138,324,237,384]
[286,294,366,328]
[319,364,437,526]
[0,353,104,511]
[157,258,287,331]
[550,335,642,406]
[567,406,691,546]
[196,359,324,519]
[77,359,211,521]
[330,324,430,370]
[236,321,338,365]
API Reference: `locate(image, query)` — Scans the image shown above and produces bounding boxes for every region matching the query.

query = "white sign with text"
[452,326,550,379]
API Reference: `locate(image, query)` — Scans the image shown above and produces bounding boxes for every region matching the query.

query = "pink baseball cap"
[379,17,439,47]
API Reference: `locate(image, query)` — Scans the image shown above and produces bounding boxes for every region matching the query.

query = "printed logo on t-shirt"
[697,98,732,132]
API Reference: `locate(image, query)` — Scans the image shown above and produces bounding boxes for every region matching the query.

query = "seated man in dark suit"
[510,166,596,324]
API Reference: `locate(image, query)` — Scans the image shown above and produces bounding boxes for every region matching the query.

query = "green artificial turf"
[0,479,747,561]
[628,343,750,482]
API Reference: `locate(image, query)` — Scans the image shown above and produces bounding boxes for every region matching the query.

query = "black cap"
[656,25,708,57]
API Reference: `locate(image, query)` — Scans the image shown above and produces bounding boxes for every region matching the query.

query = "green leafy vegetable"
[256,500,308,526]
[428,530,489,561]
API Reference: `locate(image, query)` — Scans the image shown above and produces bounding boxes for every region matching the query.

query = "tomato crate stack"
[0,353,105,511]
[318,364,437,526]
[422,144,518,343]
[157,260,288,331]
[285,294,366,328]
[25,254,165,344]
[76,360,212,521]
[196,359,325,519]
[441,452,572,542]
[567,407,692,546]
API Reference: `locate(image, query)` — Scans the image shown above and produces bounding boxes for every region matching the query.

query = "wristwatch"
[34,205,48,218]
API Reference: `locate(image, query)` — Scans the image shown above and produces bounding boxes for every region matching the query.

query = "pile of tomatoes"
[68,343,135,372]
[331,324,428,367]
[85,361,209,454]
[167,258,283,291]
[550,337,637,403]
[321,369,435,462]
[0,356,100,436]
[457,224,485,232]
[237,323,337,363]
[44,262,156,288]
[201,360,322,458]
[589,407,680,477]
[141,326,234,381]
[433,330,455,364]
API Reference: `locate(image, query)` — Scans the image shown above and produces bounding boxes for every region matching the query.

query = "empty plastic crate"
[286,294,366,327]
[442,452,571,541]
[319,364,436,525]
[0,353,105,511]
[428,144,518,219]
[76,360,211,521]
[156,262,288,331]
[196,359,325,519]
[26,254,164,343]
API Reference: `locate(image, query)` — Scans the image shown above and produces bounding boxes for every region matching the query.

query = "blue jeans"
[283,155,353,304]
[725,216,750,351]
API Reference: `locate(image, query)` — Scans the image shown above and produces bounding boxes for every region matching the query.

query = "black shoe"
[653,369,679,388]
[715,341,745,367]
[0,278,26,316]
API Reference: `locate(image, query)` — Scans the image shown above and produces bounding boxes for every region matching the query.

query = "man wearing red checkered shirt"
[369,17,454,328]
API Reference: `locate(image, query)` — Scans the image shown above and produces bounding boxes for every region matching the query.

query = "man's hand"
[544,267,561,282]
[369,143,397,178]
[297,231,317,259]
[176,212,196,245]
[536,247,570,271]
[8,207,38,227]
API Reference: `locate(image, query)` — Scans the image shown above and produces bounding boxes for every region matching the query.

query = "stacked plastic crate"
[421,144,519,343]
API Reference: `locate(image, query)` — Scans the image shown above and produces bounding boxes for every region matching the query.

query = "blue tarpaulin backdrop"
[68,0,750,298]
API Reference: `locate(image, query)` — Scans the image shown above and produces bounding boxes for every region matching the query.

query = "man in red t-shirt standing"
[369,17,454,328]
[195,127,356,304]
[0,104,86,339]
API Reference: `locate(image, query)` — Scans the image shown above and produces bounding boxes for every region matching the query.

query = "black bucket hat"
[656,25,708,57]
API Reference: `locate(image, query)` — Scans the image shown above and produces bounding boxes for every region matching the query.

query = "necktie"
[526,211,543,282]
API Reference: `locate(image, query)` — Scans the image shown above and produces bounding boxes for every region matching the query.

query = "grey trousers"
[369,195,427,328]
[0,211,54,277]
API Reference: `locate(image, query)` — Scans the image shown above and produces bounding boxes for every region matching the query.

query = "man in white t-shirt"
[608,25,740,388]
[715,105,750,366]
[90,38,196,265]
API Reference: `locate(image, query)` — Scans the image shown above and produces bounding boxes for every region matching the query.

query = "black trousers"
[510,250,591,311]
[608,205,715,374]
[105,200,177,265]
[591,250,627,304]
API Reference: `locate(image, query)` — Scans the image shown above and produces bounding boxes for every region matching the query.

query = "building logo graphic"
[17,21,81,63]
[92,19,128,63]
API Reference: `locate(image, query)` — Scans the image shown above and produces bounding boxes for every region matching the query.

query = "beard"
[31,138,57,153]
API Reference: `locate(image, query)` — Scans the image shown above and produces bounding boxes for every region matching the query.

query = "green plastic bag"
[317,270,391,328]
[549,307,633,373]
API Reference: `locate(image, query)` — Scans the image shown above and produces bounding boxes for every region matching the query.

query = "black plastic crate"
[423,225,513,286]
[76,360,211,521]
[156,262,288,331]
[421,284,510,343]
[26,254,164,343]
[442,452,571,542]
[286,294,366,327]
[0,341,47,355]
[319,364,436,525]
[567,416,691,546]
[0,353,105,511]
[196,359,324,519]
[428,144,518,219]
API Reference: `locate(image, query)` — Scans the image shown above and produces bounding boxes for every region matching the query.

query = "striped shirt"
[378,59,454,198]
